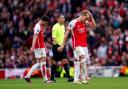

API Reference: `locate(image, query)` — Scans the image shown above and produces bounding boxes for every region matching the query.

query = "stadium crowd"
[0,0,128,68]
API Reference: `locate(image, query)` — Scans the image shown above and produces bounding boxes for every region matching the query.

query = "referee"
[51,14,73,82]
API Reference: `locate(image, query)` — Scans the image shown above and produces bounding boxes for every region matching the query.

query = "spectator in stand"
[0,0,127,71]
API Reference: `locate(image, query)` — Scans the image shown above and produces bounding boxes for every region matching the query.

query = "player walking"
[24,15,50,83]
[59,10,96,84]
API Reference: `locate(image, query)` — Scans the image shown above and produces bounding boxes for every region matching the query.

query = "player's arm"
[86,10,96,29]
[57,29,70,52]
[61,21,74,48]
[62,29,71,47]
[89,14,96,29]
[31,34,38,51]
[30,25,40,52]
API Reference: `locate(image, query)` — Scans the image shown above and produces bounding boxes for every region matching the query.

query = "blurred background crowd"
[0,0,128,68]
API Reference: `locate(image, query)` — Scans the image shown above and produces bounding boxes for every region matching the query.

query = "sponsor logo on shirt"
[77,28,85,33]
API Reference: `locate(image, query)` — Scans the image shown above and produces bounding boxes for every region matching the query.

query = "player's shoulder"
[69,19,77,25]
[68,19,78,27]
[34,23,40,29]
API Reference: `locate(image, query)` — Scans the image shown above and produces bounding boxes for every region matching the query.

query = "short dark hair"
[41,15,49,22]
[57,14,64,18]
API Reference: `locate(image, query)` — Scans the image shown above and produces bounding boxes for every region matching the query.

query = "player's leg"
[78,54,89,84]
[24,62,40,83]
[75,47,88,84]
[80,55,86,79]
[38,48,49,82]
[85,58,91,80]
[80,56,87,84]
[39,57,48,82]
[24,49,41,83]
[46,57,52,81]
[73,47,82,84]
[73,60,81,84]
[80,47,90,84]
[84,47,91,80]
[85,64,91,80]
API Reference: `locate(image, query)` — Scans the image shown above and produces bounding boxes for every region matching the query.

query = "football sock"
[81,60,86,80]
[74,61,81,82]
[40,62,48,81]
[26,63,40,78]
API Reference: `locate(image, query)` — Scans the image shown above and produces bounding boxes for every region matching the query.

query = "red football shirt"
[68,19,87,48]
[33,23,45,49]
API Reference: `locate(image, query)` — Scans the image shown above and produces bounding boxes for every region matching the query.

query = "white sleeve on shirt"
[34,24,41,35]
[67,20,76,31]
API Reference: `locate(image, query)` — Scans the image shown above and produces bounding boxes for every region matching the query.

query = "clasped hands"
[57,45,64,52]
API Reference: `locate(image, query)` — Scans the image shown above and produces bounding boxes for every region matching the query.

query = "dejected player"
[59,10,96,84]
[24,15,50,83]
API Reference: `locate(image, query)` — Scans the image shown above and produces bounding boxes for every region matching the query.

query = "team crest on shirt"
[69,23,72,27]
[37,29,40,32]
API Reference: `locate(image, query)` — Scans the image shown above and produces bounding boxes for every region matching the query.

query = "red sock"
[41,65,47,79]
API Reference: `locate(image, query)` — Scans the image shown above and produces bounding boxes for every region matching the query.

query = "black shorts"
[52,44,67,62]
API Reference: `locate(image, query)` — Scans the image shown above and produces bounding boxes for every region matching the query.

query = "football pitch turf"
[0,77,128,89]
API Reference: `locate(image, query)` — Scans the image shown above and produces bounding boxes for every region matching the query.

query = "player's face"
[81,14,90,22]
[41,21,48,26]
[58,15,65,24]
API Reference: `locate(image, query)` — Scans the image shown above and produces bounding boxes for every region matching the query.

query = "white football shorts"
[34,48,46,58]
[74,46,90,61]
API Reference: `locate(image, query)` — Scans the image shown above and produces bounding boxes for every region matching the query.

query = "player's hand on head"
[84,10,92,18]
[85,21,90,25]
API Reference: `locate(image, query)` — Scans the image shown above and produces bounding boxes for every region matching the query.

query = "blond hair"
[80,10,89,16]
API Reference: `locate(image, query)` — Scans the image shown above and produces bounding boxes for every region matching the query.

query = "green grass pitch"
[0,77,128,89]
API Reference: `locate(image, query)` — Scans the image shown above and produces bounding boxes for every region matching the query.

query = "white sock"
[81,60,87,80]
[86,65,89,78]
[74,61,81,82]
[26,63,40,78]
[40,62,48,81]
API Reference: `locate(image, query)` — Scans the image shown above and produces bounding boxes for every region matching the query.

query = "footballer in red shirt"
[24,15,50,83]
[60,10,96,84]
